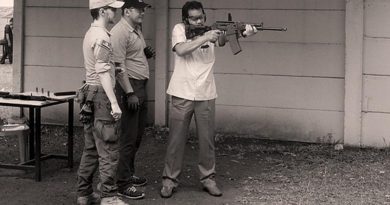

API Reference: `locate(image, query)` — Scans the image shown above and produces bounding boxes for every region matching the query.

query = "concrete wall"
[22,0,390,147]
[362,0,390,147]
[166,0,346,143]
[22,0,156,125]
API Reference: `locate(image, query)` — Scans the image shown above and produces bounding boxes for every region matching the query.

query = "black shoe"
[129,175,147,187]
[118,186,145,200]
[0,61,4,64]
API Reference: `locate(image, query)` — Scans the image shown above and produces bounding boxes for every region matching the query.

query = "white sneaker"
[100,196,128,205]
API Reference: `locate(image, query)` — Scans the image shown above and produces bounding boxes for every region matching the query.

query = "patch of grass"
[214,137,390,204]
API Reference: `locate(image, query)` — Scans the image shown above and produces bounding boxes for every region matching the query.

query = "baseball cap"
[90,0,125,9]
[122,0,151,9]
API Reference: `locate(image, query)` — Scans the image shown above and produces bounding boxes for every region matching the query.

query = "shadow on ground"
[1,126,390,205]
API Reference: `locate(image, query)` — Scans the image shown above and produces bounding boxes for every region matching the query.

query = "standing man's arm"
[116,65,133,94]
[98,67,121,120]
[99,71,119,105]
[172,23,221,57]
[116,65,140,111]
[174,30,221,56]
[94,39,121,120]
[111,27,140,111]
[111,29,134,94]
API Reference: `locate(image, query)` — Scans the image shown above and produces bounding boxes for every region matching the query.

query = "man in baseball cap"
[111,0,153,201]
[76,0,128,205]
[90,0,125,9]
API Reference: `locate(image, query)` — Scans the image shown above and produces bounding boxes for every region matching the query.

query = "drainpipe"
[154,0,169,126]
[13,0,25,93]
[344,0,364,146]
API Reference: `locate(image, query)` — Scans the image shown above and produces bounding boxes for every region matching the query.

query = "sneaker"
[77,192,101,205]
[101,196,128,205]
[129,175,147,187]
[118,186,145,200]
[160,185,175,198]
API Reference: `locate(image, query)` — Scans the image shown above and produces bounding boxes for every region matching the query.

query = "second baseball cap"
[90,0,125,9]
[123,0,151,9]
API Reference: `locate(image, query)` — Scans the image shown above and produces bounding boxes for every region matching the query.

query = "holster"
[76,84,98,124]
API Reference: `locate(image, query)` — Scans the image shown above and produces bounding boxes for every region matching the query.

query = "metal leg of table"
[68,99,74,169]
[35,108,41,181]
[29,107,35,159]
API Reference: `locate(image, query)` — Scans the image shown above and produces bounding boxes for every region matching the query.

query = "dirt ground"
[2,65,390,205]
[1,125,390,205]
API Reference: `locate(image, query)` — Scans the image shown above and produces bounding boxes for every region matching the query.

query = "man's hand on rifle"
[204,30,221,43]
[243,24,258,37]
[127,93,140,111]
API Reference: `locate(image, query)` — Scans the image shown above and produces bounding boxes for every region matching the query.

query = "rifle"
[185,13,287,55]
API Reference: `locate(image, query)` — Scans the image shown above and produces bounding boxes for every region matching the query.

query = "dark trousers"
[116,78,148,190]
[0,45,12,63]
[77,86,120,198]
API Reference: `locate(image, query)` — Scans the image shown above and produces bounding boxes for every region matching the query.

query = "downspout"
[154,0,169,126]
[13,0,25,117]
[13,0,25,93]
[344,0,364,146]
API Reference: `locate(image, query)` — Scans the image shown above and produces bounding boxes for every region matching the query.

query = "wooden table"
[0,93,75,181]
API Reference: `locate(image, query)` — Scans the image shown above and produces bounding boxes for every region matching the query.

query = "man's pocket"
[94,120,119,143]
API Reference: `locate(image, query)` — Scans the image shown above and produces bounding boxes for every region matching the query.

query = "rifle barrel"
[255,26,287,32]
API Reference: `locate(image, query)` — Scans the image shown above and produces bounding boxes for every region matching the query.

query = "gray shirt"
[82,22,115,87]
[111,18,149,80]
